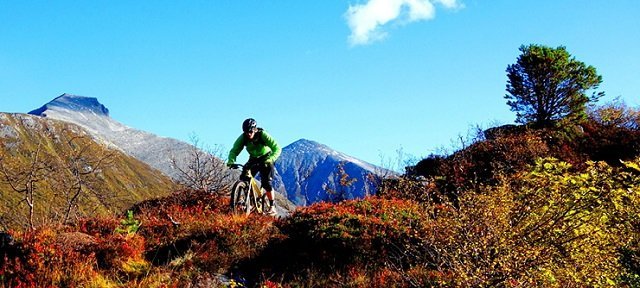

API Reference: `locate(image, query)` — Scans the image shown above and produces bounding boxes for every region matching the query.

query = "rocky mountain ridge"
[29,94,195,180]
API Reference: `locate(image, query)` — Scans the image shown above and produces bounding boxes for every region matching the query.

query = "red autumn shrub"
[377,176,437,204]
[77,216,120,237]
[409,129,552,203]
[448,130,550,186]
[578,120,640,166]
[0,227,100,287]
[1,189,278,287]
[126,188,281,274]
[240,197,444,286]
[130,189,231,249]
[130,189,229,217]
[94,233,146,270]
[188,215,278,272]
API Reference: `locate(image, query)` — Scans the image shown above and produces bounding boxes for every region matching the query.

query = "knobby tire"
[230,181,251,215]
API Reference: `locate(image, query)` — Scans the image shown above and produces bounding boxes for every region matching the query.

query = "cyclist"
[227,118,281,216]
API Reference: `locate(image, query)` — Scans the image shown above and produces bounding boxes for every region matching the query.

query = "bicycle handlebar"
[228,153,271,170]
[228,163,243,169]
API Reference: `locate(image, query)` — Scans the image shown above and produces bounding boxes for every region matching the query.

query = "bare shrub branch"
[170,134,233,194]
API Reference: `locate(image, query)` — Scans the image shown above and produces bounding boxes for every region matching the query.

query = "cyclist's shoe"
[267,205,277,216]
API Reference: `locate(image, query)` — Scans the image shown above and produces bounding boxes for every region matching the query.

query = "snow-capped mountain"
[29,94,195,180]
[276,139,393,206]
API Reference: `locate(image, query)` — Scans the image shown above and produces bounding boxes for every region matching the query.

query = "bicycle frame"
[248,173,263,199]
[229,163,270,215]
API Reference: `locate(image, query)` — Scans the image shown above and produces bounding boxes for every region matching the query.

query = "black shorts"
[243,158,275,191]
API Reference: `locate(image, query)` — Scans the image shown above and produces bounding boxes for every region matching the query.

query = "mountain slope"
[276,139,392,206]
[28,94,195,180]
[0,112,175,229]
[27,94,391,209]
[27,94,302,214]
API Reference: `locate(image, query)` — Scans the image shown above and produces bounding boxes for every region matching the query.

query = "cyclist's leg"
[248,161,260,181]
[258,161,275,206]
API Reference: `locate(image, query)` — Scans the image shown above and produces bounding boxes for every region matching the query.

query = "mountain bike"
[228,163,274,216]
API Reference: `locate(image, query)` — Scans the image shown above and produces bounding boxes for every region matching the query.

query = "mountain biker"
[227,118,281,216]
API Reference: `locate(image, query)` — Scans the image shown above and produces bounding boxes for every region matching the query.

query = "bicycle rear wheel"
[230,181,251,215]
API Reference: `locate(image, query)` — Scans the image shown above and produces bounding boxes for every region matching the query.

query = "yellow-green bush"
[433,157,640,286]
[233,157,640,287]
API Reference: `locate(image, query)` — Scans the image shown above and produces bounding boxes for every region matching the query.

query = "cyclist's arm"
[227,134,245,165]
[262,131,281,164]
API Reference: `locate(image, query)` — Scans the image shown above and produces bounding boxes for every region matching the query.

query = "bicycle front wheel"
[230,181,251,215]
[260,194,273,215]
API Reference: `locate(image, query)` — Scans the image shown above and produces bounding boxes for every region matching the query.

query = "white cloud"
[345,0,463,46]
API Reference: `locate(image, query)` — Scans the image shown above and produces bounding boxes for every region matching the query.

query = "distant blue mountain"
[276,139,392,206]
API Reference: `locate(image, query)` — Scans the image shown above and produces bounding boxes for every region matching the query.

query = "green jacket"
[227,129,281,165]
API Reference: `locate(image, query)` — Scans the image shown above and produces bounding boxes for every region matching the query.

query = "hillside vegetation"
[1,104,639,287]
[0,113,176,230]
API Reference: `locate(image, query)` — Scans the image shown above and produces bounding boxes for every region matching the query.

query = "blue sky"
[1,1,639,169]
